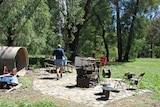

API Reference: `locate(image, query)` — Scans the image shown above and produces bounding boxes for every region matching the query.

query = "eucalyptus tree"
[152,17,160,57]
[88,0,113,61]
[66,0,114,61]
[122,0,141,61]
[17,0,51,55]
[61,0,92,61]
[111,0,160,61]
[47,0,115,61]
[111,0,142,61]
[46,0,80,59]
[146,12,160,58]
[0,0,30,46]
[113,0,122,61]
[123,0,159,61]
[0,0,51,55]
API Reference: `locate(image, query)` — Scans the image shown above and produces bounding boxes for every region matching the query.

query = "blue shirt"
[53,48,65,59]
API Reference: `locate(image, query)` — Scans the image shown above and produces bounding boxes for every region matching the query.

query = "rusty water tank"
[0,46,29,74]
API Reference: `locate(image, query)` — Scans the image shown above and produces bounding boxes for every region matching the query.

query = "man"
[53,44,66,80]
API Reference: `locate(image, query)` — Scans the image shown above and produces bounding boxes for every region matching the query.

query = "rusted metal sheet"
[0,46,29,74]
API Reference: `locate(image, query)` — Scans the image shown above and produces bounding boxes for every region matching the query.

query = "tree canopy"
[0,0,160,62]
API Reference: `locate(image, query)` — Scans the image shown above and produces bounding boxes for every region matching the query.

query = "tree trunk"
[115,0,122,61]
[0,0,3,4]
[102,29,109,61]
[123,0,139,61]
[69,29,81,62]
[69,0,91,62]
[93,7,109,61]
[7,27,14,46]
[150,41,153,58]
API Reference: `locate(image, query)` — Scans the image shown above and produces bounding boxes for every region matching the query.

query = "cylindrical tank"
[0,46,29,74]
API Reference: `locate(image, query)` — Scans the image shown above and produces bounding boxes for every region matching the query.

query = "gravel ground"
[33,68,152,107]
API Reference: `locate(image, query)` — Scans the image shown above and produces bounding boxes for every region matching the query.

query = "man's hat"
[58,44,61,48]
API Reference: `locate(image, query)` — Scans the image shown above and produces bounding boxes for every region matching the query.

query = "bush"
[28,55,45,68]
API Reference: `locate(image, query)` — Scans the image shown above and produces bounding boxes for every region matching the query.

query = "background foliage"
[0,0,160,63]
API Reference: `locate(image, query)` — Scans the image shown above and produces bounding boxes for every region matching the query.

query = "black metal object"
[102,86,114,100]
[124,72,135,79]
[102,69,111,78]
[102,86,119,100]
[76,66,99,88]
[76,76,90,88]
[76,67,86,77]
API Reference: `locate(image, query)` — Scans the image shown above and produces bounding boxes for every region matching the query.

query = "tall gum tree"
[68,0,92,62]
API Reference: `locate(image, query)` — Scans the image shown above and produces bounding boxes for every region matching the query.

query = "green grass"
[103,58,160,99]
[0,99,57,107]
[18,77,33,91]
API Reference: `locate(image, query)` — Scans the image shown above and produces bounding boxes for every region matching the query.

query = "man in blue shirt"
[53,44,65,80]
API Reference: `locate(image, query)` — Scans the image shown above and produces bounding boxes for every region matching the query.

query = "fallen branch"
[6,83,22,93]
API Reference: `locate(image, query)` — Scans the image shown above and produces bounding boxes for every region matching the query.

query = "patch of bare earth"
[105,92,160,107]
[0,70,159,107]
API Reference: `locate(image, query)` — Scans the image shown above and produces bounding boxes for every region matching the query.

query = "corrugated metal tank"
[0,46,29,74]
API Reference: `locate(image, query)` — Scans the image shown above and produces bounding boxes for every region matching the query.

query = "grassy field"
[104,58,160,99]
